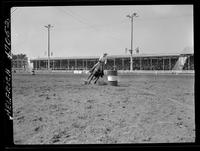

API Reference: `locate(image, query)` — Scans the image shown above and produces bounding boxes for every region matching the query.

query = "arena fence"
[13,69,194,75]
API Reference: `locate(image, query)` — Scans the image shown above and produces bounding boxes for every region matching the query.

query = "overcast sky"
[11,5,193,59]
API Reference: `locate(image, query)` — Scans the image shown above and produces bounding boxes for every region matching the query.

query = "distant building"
[30,52,194,71]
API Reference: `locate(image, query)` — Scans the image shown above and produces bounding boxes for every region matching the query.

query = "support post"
[126,12,138,71]
[44,24,53,71]
[163,58,165,70]
[122,58,124,70]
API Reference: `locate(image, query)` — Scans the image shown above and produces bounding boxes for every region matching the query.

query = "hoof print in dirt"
[65,134,70,138]
[38,94,46,97]
[74,100,80,103]
[142,137,152,142]
[17,116,25,121]
[34,125,43,133]
[177,117,182,121]
[46,96,50,100]
[33,117,43,122]
[87,99,95,103]
[106,128,111,132]
[85,105,92,109]
[16,116,25,124]
[97,135,117,144]
[77,114,88,120]
[72,122,86,129]
[34,127,40,132]
[72,122,80,128]
[108,103,112,107]
[51,134,61,143]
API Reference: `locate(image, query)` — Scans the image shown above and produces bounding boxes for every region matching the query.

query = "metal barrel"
[32,70,35,75]
[107,70,118,86]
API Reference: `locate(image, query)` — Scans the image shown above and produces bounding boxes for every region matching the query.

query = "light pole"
[126,12,138,71]
[44,24,53,70]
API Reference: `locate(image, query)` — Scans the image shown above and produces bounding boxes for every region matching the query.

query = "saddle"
[90,63,104,77]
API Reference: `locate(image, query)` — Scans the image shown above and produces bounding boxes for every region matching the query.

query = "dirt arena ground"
[12,73,195,144]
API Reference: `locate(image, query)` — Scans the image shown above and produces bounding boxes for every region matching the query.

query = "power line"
[57,7,99,31]
[66,8,94,25]
[62,7,128,29]
[56,7,122,41]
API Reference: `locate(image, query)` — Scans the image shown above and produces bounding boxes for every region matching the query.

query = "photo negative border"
[1,0,199,150]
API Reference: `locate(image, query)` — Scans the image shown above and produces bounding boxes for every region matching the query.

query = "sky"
[11,5,193,59]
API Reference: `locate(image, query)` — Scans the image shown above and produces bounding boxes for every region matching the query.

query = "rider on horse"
[87,53,108,84]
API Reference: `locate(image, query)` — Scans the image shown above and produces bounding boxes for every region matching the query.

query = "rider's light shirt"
[98,55,107,64]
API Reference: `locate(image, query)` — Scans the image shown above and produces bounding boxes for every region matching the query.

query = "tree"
[12,53,27,60]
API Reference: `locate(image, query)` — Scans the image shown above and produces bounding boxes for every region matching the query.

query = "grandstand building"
[30,52,194,71]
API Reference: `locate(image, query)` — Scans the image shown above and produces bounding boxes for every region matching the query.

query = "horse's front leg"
[87,73,93,80]
[94,76,99,84]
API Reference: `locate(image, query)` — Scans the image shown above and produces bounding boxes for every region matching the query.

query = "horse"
[87,63,104,84]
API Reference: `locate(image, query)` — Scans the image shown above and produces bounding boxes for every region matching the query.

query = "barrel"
[32,70,35,75]
[107,70,118,86]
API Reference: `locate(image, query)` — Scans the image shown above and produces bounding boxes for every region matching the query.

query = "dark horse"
[87,62,104,84]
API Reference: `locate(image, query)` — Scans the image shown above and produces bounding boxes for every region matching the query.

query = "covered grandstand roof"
[30,51,193,61]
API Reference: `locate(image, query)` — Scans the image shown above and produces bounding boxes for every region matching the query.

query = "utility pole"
[126,12,138,71]
[44,24,53,70]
